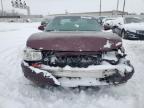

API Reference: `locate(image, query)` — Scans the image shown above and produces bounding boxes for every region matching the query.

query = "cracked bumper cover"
[21,60,134,87]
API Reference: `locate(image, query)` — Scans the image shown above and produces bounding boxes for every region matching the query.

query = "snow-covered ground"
[0,22,144,108]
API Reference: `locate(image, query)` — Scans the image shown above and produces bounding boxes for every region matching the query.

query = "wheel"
[121,30,127,39]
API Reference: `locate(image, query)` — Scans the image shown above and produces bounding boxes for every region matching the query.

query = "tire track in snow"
[0,23,39,89]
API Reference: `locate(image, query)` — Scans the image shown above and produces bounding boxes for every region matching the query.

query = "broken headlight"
[23,47,42,61]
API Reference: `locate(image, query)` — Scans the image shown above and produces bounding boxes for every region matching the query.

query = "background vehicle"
[38,16,54,31]
[97,16,107,25]
[22,15,134,87]
[112,17,144,39]
[102,18,116,30]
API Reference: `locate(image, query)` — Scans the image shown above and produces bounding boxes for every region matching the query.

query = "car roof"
[49,15,97,19]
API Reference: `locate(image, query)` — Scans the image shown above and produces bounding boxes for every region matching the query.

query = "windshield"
[125,17,143,24]
[45,16,102,31]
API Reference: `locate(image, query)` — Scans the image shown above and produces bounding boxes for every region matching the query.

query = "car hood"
[124,23,144,31]
[27,32,122,52]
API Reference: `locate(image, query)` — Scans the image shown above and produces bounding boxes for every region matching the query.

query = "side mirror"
[38,25,45,31]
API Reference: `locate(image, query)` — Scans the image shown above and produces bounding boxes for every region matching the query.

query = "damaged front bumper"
[21,59,134,87]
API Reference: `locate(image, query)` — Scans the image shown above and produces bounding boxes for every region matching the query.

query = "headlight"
[23,47,42,61]
[136,30,144,35]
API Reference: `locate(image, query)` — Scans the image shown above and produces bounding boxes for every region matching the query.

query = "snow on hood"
[124,23,144,31]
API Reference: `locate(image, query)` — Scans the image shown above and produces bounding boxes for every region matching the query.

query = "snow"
[112,17,144,32]
[58,77,108,87]
[102,51,118,61]
[40,58,132,73]
[124,23,144,31]
[116,42,122,46]
[0,22,144,108]
[40,59,133,77]
[104,40,112,48]
[29,65,60,85]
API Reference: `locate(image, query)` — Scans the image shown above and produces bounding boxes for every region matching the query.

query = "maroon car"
[21,16,134,87]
